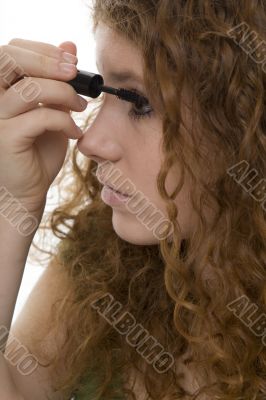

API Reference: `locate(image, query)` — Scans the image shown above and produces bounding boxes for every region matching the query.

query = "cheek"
[131,125,163,185]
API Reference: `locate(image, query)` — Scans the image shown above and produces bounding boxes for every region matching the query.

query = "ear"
[58,41,77,57]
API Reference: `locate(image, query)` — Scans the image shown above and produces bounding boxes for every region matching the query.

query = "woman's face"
[77,21,196,245]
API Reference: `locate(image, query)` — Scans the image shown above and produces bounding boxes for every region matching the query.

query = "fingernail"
[59,62,76,74]
[62,52,78,64]
[78,96,88,108]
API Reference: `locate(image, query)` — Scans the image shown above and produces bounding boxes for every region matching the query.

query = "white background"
[0,0,97,323]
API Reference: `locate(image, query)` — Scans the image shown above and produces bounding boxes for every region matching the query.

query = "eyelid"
[128,87,148,100]
[123,87,150,107]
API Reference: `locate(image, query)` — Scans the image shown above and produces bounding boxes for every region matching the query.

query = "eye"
[127,88,154,122]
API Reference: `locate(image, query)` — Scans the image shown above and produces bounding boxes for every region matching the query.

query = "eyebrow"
[96,61,143,86]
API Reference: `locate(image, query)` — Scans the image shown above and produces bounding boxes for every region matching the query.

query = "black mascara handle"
[67,70,104,98]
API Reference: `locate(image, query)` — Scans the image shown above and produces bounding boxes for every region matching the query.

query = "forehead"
[94,21,143,74]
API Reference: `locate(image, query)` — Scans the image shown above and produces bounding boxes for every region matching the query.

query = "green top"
[72,370,125,400]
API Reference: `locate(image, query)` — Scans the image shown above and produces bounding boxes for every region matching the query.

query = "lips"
[106,184,131,197]
[97,175,131,197]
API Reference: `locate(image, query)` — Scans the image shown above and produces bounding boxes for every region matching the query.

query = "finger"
[0,44,78,89]
[0,77,87,118]
[39,103,72,114]
[4,106,83,147]
[7,38,72,60]
[57,41,77,57]
[8,38,78,67]
[0,38,78,92]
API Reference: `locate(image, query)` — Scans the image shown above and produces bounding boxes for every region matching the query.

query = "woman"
[0,1,265,399]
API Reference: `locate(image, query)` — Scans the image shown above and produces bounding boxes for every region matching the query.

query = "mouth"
[97,175,132,197]
[106,184,131,198]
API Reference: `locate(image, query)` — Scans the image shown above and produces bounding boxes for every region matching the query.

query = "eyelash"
[127,88,154,122]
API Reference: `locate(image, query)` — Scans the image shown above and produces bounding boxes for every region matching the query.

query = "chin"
[111,212,161,246]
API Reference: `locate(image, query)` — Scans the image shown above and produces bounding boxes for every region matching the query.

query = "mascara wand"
[67,70,148,108]
[99,85,148,108]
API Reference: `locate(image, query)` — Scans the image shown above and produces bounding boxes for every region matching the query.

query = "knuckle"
[38,53,50,73]
[14,76,31,87]
[13,77,40,102]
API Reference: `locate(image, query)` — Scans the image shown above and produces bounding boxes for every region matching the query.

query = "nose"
[76,102,123,163]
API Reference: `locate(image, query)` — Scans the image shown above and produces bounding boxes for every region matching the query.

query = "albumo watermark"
[0,325,38,376]
[91,293,175,374]
[0,46,41,103]
[92,161,174,241]
[0,186,39,236]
